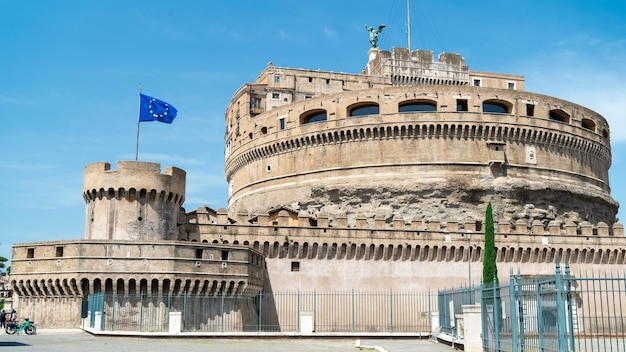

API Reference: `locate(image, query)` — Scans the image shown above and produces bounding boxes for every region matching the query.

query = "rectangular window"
[27,248,35,258]
[271,93,280,100]
[456,99,468,112]
[221,250,229,261]
[526,104,535,117]
[274,75,280,83]
[308,77,313,83]
[473,79,481,87]
[508,82,515,90]
[56,246,64,257]
[279,118,285,130]
[195,248,203,259]
[291,261,300,272]
[252,97,261,109]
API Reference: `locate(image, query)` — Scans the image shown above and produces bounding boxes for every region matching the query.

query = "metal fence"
[87,290,434,333]
[438,264,626,352]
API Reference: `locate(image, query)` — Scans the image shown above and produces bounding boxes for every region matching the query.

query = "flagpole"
[135,86,142,161]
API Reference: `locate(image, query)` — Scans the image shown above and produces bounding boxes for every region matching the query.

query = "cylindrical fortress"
[83,161,186,241]
[225,85,617,228]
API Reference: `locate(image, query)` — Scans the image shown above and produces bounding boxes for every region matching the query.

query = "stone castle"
[9,47,623,329]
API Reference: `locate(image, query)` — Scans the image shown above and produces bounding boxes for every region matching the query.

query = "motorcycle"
[5,318,36,335]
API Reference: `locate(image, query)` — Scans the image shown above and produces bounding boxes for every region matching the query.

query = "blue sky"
[1,0,625,264]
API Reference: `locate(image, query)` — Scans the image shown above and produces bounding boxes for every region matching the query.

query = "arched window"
[399,100,437,112]
[549,109,570,124]
[482,100,511,114]
[581,118,596,132]
[348,103,379,117]
[299,109,327,124]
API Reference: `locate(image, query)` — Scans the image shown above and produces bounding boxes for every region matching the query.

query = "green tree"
[0,256,7,274]
[482,202,498,286]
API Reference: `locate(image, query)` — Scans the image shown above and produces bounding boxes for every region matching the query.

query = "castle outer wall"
[192,212,625,294]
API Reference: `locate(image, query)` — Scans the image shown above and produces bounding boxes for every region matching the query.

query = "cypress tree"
[482,202,498,286]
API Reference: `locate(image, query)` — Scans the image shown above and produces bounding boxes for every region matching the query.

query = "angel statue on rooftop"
[365,24,386,48]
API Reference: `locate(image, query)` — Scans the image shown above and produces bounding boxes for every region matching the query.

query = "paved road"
[0,330,453,352]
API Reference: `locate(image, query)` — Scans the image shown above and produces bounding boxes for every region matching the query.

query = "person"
[10,309,16,323]
[0,310,5,328]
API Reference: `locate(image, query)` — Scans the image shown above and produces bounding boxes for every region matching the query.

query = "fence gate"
[481,263,626,352]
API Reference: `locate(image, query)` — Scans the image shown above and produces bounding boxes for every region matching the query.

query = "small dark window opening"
[195,249,203,259]
[526,104,535,117]
[291,261,300,272]
[27,248,35,258]
[473,79,481,87]
[483,101,509,114]
[261,127,268,134]
[56,246,64,257]
[399,101,437,112]
[350,104,380,117]
[457,99,468,112]
[308,77,313,82]
[221,250,229,261]
[302,111,327,124]
[549,110,570,123]
[279,118,285,130]
[248,132,253,139]
[326,79,330,84]
[581,118,596,131]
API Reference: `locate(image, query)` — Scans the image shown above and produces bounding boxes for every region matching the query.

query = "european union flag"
[139,93,178,124]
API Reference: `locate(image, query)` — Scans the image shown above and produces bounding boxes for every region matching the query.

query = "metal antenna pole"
[407,0,411,53]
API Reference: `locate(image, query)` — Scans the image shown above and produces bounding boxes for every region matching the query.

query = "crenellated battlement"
[82,161,186,241]
[83,161,186,203]
[195,208,624,238]
[188,209,626,267]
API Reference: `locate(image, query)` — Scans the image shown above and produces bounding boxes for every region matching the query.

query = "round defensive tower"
[83,161,186,240]
[224,49,618,229]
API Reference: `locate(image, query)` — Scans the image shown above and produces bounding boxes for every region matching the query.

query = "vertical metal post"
[610,271,618,352]
[590,272,601,352]
[618,271,626,351]
[221,291,225,332]
[390,289,393,333]
[510,269,519,352]
[167,291,171,332]
[480,283,486,350]
[351,289,355,333]
[517,270,526,352]
[494,278,501,352]
[536,280,544,351]
[427,289,433,332]
[565,264,576,352]
[183,290,187,332]
[297,289,301,332]
[139,292,144,332]
[467,230,473,304]
[111,293,116,331]
[258,291,263,332]
[555,263,567,352]
[313,290,317,333]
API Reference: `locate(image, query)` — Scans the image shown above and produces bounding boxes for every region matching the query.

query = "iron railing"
[439,264,626,352]
[87,290,434,334]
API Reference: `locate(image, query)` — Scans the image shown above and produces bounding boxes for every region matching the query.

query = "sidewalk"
[0,329,454,352]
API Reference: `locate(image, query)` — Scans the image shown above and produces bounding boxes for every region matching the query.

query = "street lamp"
[466,229,473,304]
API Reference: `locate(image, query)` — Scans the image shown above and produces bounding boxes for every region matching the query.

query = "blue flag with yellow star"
[139,93,178,124]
